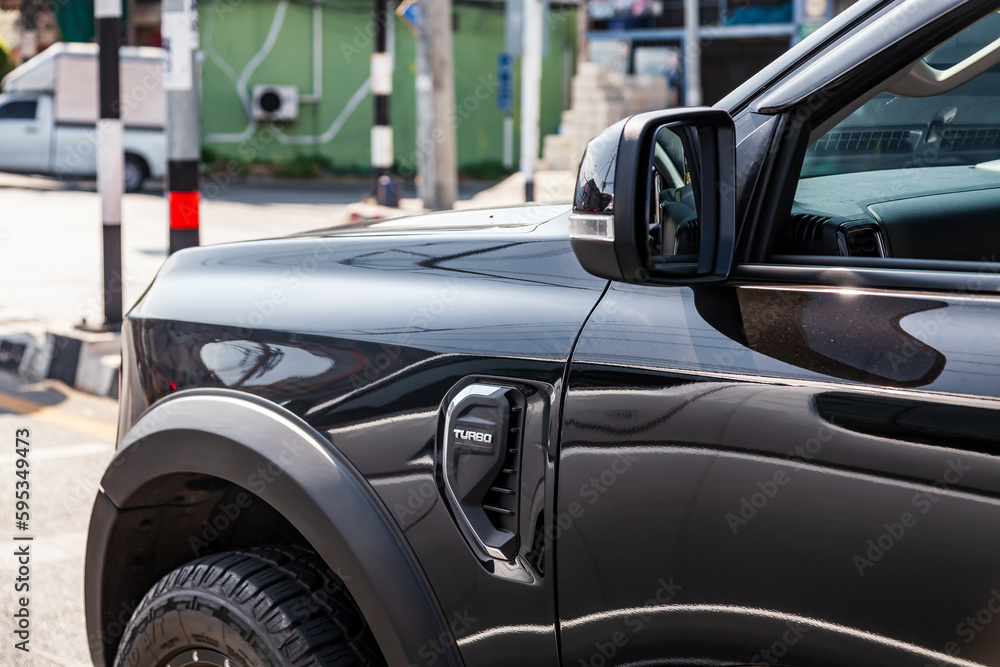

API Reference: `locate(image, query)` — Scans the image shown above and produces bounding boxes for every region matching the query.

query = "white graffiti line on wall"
[272,79,371,145]
[202,0,371,146]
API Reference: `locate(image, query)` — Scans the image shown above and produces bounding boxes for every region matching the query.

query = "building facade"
[4,0,577,174]
[199,0,577,175]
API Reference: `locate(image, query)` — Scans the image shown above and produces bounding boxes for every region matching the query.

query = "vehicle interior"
[649,124,701,259]
[774,10,1000,264]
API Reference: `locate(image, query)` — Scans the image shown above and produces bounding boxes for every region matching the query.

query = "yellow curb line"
[0,390,117,442]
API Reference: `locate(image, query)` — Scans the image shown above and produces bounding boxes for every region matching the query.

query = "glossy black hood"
[300,203,571,237]
[121,205,607,431]
[131,204,584,330]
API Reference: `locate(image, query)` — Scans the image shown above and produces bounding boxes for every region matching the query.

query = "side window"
[0,100,38,120]
[777,11,1000,264]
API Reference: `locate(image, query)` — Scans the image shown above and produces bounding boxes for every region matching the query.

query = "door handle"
[24,127,38,134]
[816,392,1000,455]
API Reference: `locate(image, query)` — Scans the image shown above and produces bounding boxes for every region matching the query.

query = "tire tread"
[115,545,382,667]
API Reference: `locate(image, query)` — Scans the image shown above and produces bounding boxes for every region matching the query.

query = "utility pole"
[429,0,457,209]
[498,53,513,171]
[20,0,39,62]
[414,0,438,208]
[372,0,394,204]
[501,0,520,173]
[520,0,542,202]
[95,0,123,327]
[163,0,201,254]
[683,0,702,106]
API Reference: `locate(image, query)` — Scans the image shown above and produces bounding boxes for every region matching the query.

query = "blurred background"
[1,0,855,182]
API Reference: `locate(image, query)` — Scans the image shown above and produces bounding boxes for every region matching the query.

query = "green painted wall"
[199,1,576,173]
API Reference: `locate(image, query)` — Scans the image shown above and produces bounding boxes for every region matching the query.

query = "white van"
[0,42,166,192]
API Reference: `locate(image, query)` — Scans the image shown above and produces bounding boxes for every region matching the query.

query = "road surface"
[0,370,117,666]
[0,174,370,327]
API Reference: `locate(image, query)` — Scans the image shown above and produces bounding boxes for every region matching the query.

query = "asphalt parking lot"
[0,370,117,666]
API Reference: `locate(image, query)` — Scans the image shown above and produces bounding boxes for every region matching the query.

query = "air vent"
[673,218,701,255]
[678,218,700,243]
[839,224,885,257]
[941,127,1000,151]
[811,130,917,154]
[481,426,521,536]
[787,213,830,242]
[442,384,525,561]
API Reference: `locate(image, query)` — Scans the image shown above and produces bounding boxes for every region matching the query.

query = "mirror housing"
[569,108,736,285]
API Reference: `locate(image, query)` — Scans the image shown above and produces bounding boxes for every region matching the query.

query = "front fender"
[86,388,461,667]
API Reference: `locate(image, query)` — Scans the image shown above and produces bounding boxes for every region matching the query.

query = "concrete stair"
[541,62,670,172]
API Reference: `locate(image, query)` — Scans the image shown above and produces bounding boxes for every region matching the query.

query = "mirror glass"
[648,124,701,260]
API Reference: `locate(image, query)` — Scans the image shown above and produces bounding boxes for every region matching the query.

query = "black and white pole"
[163,0,201,254]
[96,0,123,328]
[520,0,542,202]
[372,0,394,204]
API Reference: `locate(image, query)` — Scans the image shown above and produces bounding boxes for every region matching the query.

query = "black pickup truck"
[87,2,1000,666]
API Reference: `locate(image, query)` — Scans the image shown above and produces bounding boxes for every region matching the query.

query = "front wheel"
[114,546,384,667]
[123,154,147,193]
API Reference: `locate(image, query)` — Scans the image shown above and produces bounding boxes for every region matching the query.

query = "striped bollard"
[164,0,201,254]
[372,0,394,203]
[95,0,123,327]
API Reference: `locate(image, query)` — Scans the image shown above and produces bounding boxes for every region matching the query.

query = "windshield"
[801,11,1000,179]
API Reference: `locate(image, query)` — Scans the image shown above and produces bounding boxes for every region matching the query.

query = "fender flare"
[86,388,461,667]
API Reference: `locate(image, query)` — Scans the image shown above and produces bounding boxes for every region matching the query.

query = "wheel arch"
[86,388,461,667]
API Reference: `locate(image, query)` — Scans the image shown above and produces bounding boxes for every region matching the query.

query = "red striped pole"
[164,0,201,254]
[168,163,200,253]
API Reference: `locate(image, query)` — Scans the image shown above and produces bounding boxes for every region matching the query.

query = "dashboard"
[778,165,1000,262]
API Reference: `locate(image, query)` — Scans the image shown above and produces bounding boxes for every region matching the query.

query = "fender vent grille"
[788,213,830,242]
[442,384,524,561]
[481,411,522,535]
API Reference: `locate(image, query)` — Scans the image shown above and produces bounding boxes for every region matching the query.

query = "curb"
[0,322,120,399]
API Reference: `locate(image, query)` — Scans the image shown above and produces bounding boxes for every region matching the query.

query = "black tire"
[114,545,385,667]
[124,154,148,193]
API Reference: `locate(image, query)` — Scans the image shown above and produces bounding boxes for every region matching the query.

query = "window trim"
[732,262,1000,296]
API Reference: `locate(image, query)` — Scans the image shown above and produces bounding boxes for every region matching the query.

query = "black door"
[557,5,1000,666]
[558,282,1000,667]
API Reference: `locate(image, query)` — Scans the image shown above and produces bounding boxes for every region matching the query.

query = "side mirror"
[568,108,736,284]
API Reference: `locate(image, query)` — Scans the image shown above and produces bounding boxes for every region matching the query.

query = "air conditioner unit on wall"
[251,85,299,121]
